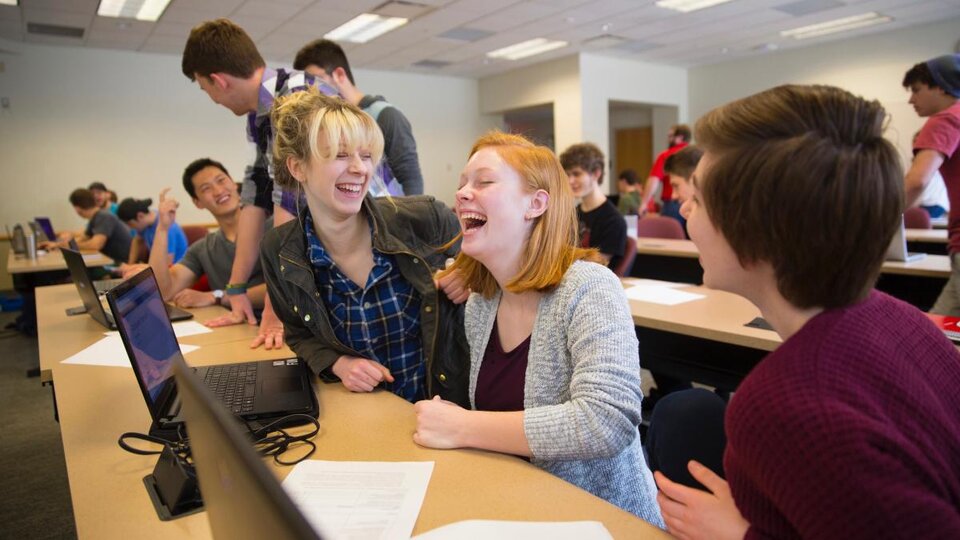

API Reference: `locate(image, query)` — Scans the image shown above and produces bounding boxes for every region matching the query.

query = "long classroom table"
[630,238,950,311]
[39,284,668,540]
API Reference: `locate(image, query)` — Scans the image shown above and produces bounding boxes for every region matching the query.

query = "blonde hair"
[444,132,600,298]
[271,87,385,190]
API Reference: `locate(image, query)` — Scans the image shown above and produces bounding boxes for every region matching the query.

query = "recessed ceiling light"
[97,0,172,21]
[0,0,19,6]
[780,12,892,39]
[487,38,568,61]
[655,0,734,13]
[325,13,408,44]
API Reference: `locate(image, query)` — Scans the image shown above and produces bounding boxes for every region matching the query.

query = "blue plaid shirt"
[304,212,426,402]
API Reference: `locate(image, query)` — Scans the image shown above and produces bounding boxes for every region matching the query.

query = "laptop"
[885,215,926,263]
[34,217,56,242]
[173,357,323,540]
[107,267,317,440]
[62,248,192,329]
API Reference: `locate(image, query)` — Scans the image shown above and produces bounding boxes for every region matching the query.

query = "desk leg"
[43,380,59,422]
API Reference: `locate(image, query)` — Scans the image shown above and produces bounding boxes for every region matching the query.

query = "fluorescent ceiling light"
[325,13,408,44]
[0,0,18,6]
[487,38,568,61]
[97,0,171,21]
[781,12,892,39]
[655,0,734,13]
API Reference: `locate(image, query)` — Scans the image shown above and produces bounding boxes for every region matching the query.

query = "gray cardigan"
[466,260,664,526]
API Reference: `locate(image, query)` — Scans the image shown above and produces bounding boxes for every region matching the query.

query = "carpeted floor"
[0,310,77,539]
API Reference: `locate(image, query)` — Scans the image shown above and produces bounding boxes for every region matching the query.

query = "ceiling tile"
[0,19,22,40]
[22,8,93,28]
[0,6,21,22]
[232,1,305,20]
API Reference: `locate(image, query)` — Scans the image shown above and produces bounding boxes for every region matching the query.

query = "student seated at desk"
[560,142,626,270]
[132,158,268,311]
[663,145,703,235]
[262,89,469,406]
[117,197,188,265]
[42,188,132,264]
[88,181,118,215]
[646,85,960,539]
[413,132,663,527]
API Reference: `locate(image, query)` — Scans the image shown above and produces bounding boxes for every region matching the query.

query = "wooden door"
[615,127,653,181]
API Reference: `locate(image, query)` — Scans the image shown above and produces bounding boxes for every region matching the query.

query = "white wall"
[0,38,489,232]
[478,55,582,153]
[580,53,688,170]
[688,16,960,168]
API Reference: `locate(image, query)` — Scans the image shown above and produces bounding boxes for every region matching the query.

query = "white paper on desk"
[413,520,613,540]
[61,335,198,367]
[102,320,212,339]
[625,284,705,306]
[625,279,688,289]
[81,253,102,262]
[282,460,434,540]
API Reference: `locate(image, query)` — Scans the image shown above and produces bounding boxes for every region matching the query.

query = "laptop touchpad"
[263,377,304,394]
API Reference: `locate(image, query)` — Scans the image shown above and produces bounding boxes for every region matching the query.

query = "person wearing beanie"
[903,54,960,314]
[117,197,188,265]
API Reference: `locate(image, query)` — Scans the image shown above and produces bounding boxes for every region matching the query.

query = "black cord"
[117,414,320,466]
[246,414,321,466]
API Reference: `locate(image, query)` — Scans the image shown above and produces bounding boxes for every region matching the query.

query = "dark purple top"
[475,320,529,412]
[725,291,960,539]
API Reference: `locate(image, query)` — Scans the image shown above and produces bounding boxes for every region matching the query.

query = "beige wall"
[688,16,960,169]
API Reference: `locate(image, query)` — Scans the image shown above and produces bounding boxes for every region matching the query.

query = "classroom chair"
[904,207,932,229]
[613,236,637,278]
[182,225,209,246]
[637,215,685,240]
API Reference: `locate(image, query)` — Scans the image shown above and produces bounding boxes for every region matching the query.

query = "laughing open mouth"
[461,212,487,231]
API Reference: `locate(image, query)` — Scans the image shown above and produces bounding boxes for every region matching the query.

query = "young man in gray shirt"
[294,39,424,196]
[140,158,267,309]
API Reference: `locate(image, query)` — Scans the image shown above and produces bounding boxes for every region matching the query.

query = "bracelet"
[225,282,248,295]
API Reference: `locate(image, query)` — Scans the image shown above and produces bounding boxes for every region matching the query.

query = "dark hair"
[181,19,265,81]
[87,181,108,192]
[618,169,639,186]
[69,188,96,210]
[182,158,231,198]
[671,124,692,142]
[695,84,902,309]
[109,190,118,203]
[664,145,703,179]
[117,198,153,222]
[559,143,605,184]
[293,39,355,85]
[902,62,938,90]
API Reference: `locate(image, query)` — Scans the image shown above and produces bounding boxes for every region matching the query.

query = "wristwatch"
[212,289,224,305]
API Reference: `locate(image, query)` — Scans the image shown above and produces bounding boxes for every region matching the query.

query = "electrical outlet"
[0,97,9,109]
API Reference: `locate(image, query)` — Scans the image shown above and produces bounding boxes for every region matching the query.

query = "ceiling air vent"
[774,0,843,17]
[438,27,493,42]
[27,22,84,39]
[412,59,450,69]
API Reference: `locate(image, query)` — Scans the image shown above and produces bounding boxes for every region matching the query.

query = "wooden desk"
[42,291,666,539]
[7,248,113,275]
[905,228,948,244]
[631,238,950,310]
[625,279,775,390]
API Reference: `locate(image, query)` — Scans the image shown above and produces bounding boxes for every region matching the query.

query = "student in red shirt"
[640,124,690,217]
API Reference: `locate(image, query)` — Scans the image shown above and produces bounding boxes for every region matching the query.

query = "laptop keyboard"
[203,363,258,414]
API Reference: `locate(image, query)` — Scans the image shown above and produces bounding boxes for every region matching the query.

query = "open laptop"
[173,357,323,540]
[62,248,192,328]
[107,267,317,440]
[886,215,926,263]
[34,217,56,242]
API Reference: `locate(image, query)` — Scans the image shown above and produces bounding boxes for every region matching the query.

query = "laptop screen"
[34,217,55,241]
[111,273,182,404]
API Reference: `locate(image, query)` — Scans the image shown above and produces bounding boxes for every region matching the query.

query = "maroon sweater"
[725,291,960,539]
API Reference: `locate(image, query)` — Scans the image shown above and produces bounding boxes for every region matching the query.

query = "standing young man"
[181,19,337,346]
[640,124,691,218]
[294,39,424,196]
[560,142,626,270]
[903,54,960,315]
